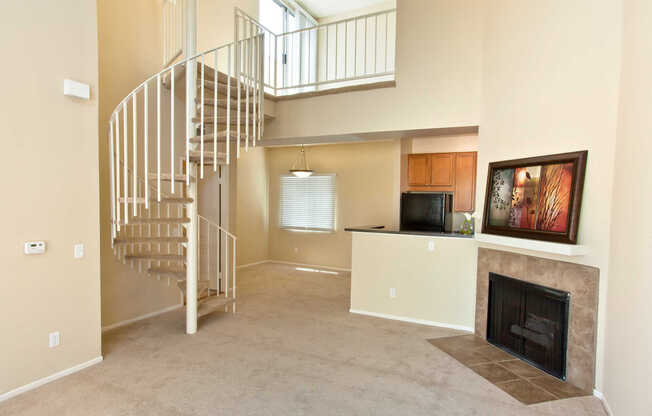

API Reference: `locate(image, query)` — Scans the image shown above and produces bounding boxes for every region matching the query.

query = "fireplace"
[476,248,599,392]
[487,273,570,380]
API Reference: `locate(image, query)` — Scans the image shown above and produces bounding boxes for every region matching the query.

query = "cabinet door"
[429,153,455,186]
[407,154,429,185]
[454,152,477,212]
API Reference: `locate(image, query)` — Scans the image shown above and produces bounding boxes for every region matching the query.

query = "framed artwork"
[481,151,588,244]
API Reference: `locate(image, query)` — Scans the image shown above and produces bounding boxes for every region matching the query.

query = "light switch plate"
[389,288,397,298]
[49,332,60,348]
[74,243,84,259]
[428,240,435,251]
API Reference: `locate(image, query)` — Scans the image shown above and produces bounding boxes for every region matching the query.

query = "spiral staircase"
[107,6,266,334]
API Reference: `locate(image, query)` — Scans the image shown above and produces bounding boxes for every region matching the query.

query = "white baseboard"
[0,356,103,403]
[270,260,352,273]
[102,304,182,333]
[349,309,474,332]
[236,259,270,270]
[593,389,613,416]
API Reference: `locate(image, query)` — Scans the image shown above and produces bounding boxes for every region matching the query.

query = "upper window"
[280,174,336,232]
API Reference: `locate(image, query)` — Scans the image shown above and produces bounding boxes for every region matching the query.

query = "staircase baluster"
[232,237,236,300]
[200,53,205,178]
[245,21,250,152]
[157,73,161,202]
[123,102,129,224]
[252,26,257,148]
[258,35,265,141]
[133,94,138,216]
[227,44,231,164]
[225,232,228,298]
[213,50,218,171]
[185,59,191,185]
[144,83,149,210]
[171,66,175,193]
[235,16,241,158]
[109,119,116,243]
[115,114,121,231]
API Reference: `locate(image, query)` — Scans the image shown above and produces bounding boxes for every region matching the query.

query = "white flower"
[464,213,472,221]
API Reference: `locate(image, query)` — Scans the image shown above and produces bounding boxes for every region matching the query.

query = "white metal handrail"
[198,215,237,301]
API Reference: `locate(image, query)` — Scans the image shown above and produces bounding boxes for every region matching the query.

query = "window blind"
[280,174,336,231]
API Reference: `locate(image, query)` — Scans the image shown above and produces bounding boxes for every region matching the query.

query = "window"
[259,0,317,92]
[280,174,336,231]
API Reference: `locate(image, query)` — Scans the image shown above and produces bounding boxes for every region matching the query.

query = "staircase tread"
[196,295,235,318]
[125,253,185,260]
[114,236,188,243]
[148,173,195,182]
[122,217,190,224]
[118,197,194,204]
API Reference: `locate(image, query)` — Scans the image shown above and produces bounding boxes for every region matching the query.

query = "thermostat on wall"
[24,241,46,255]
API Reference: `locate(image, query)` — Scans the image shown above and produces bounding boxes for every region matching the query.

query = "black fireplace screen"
[487,272,570,380]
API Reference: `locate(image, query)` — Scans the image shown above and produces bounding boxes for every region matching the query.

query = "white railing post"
[235,13,241,158]
[185,0,198,335]
[109,121,116,243]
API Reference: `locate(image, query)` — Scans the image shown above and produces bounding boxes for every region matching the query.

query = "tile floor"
[428,334,591,405]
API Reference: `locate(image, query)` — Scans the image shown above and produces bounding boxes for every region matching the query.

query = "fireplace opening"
[487,272,570,380]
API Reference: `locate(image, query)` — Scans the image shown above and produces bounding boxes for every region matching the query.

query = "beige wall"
[476,0,623,392]
[351,232,476,329]
[603,0,652,413]
[98,0,181,328]
[264,0,483,140]
[0,0,101,395]
[267,141,401,269]
[197,0,258,52]
[410,133,478,154]
[236,147,270,266]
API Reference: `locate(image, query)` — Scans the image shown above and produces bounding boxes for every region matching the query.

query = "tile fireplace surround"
[475,248,599,392]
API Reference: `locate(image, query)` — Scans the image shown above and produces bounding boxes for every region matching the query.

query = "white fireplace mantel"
[474,233,589,256]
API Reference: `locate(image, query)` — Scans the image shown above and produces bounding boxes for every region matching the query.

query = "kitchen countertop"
[344,225,474,238]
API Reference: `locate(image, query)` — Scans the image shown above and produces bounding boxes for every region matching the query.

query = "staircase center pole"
[185,0,198,335]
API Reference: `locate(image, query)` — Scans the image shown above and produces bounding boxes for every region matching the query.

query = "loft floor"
[1,263,606,415]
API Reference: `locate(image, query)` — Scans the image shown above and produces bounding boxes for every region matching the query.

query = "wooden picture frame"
[481,151,588,244]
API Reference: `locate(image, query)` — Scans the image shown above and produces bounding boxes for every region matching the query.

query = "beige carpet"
[1,263,607,415]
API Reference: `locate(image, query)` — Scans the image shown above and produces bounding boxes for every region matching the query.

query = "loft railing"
[235,8,397,97]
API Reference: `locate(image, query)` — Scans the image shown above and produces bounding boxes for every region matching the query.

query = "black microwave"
[400,192,453,233]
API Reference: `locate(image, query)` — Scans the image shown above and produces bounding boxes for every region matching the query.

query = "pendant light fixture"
[289,144,313,177]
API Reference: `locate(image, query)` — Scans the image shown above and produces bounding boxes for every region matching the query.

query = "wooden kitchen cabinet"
[407,154,429,185]
[453,152,477,212]
[406,151,477,212]
[429,153,455,186]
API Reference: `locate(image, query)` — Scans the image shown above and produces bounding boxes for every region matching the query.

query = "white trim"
[270,260,351,273]
[349,309,474,332]
[593,389,613,416]
[475,233,589,256]
[101,304,182,333]
[0,356,103,403]
[236,259,270,270]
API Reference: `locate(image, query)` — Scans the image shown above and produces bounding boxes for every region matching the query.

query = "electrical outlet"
[389,288,397,298]
[428,240,435,252]
[74,243,84,259]
[49,332,60,348]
